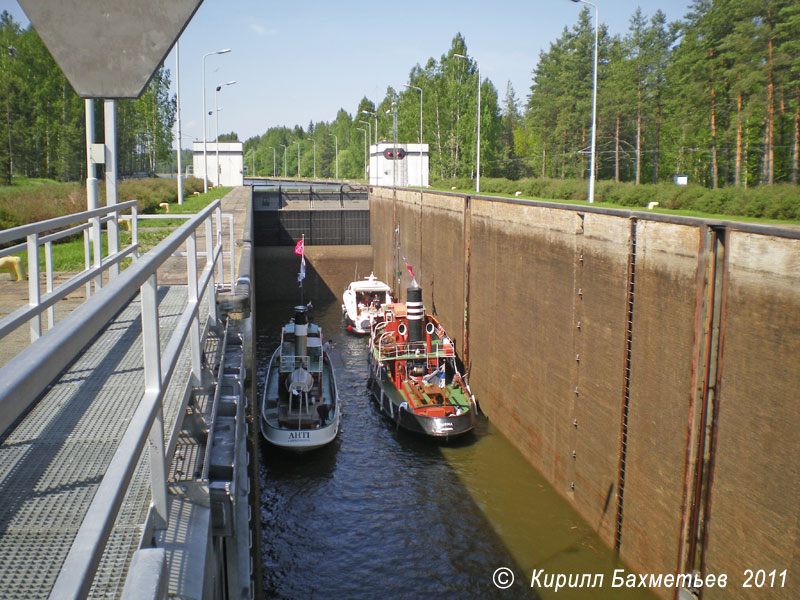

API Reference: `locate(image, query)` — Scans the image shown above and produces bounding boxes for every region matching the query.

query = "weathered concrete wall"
[370,186,800,599]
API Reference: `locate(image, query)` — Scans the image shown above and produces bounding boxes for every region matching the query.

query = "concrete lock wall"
[369,186,800,599]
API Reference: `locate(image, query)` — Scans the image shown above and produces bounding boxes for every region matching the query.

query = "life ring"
[397,322,407,337]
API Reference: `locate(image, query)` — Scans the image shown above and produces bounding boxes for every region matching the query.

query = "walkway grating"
[0,284,205,599]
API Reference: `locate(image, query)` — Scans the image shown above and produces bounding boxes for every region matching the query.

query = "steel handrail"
[0,198,223,599]
[46,199,224,599]
[0,200,139,343]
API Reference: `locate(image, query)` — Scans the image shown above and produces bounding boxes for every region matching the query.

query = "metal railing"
[0,200,139,342]
[0,199,228,598]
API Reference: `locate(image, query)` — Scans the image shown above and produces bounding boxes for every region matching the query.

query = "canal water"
[256,290,655,599]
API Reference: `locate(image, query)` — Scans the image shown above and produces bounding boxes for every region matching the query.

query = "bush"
[430,176,799,220]
[0,177,208,229]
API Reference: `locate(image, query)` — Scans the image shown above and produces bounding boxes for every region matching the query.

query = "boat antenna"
[295,234,306,305]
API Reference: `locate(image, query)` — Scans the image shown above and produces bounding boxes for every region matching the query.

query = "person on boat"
[371,294,380,310]
[316,402,330,425]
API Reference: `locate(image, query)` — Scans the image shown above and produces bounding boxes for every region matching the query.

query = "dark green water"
[257,299,655,600]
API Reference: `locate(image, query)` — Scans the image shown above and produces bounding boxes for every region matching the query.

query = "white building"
[369,142,429,188]
[192,141,244,187]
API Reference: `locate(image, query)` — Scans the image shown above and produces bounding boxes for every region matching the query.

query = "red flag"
[402,257,414,279]
[294,238,304,256]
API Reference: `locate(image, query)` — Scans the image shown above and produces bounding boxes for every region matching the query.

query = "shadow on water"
[256,256,656,599]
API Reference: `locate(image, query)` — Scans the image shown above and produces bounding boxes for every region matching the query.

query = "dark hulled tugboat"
[367,285,476,438]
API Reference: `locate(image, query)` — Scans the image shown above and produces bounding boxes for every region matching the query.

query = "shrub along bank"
[432,177,800,221]
[0,177,207,231]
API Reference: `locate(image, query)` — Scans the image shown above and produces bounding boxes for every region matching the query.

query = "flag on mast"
[297,235,306,284]
[402,257,418,287]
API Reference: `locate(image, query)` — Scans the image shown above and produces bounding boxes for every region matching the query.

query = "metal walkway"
[0,286,202,598]
[0,194,255,599]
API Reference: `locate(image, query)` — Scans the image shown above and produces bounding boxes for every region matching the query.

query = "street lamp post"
[356,127,367,179]
[279,144,287,177]
[176,41,183,205]
[202,48,231,193]
[271,146,276,177]
[358,119,371,182]
[387,102,398,189]
[570,0,598,203]
[312,139,316,178]
[329,134,338,179]
[214,80,236,187]
[362,110,377,145]
[454,53,480,193]
[294,141,301,178]
[404,83,423,186]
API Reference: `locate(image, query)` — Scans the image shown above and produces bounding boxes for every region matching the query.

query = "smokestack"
[294,305,308,357]
[406,286,423,343]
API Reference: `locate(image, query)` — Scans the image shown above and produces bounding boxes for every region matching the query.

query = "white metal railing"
[0,199,229,598]
[46,199,225,599]
[0,200,139,342]
[126,212,235,290]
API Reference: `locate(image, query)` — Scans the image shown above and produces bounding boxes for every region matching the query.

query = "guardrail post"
[212,208,222,292]
[45,241,55,330]
[186,231,203,383]
[206,215,218,328]
[26,233,41,341]
[141,273,168,530]
[228,214,235,289]
[92,215,103,291]
[132,206,139,259]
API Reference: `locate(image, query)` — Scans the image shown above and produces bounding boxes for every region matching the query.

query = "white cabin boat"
[260,306,339,451]
[342,273,393,334]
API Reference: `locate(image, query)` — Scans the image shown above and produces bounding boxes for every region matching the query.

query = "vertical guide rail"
[685,226,726,575]
[615,217,637,551]
[141,273,168,530]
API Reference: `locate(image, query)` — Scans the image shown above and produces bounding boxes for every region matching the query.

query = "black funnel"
[406,287,423,343]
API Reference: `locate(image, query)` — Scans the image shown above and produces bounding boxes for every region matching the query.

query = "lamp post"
[214,80,236,187]
[362,110,378,144]
[386,101,398,189]
[356,127,367,179]
[293,141,300,178]
[270,146,276,177]
[202,48,231,193]
[312,138,316,178]
[358,119,371,183]
[570,0,598,203]
[329,134,338,179]
[279,144,287,177]
[454,53,480,193]
[404,83,423,187]
[176,41,183,204]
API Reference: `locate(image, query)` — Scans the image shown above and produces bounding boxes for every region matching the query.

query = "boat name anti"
[288,431,311,440]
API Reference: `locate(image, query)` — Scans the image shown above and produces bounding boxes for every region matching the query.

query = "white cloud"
[250,23,277,37]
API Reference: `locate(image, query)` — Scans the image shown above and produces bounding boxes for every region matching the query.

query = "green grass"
[10,186,229,273]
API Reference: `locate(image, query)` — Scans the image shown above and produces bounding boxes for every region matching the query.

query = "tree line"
[2,1,798,190]
[0,11,175,185]
[247,0,798,189]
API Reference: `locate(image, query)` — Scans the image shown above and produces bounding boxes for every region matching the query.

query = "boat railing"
[279,353,323,373]
[375,337,455,361]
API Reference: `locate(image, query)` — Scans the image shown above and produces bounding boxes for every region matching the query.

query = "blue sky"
[3,0,693,148]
